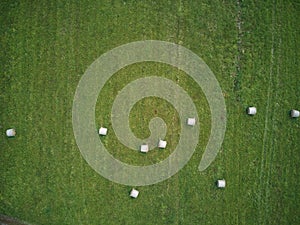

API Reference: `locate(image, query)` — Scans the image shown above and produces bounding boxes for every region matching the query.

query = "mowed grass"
[95,62,211,166]
[1,0,300,224]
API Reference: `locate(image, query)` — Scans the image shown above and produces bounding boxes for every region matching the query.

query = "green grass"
[96,62,211,166]
[1,0,300,224]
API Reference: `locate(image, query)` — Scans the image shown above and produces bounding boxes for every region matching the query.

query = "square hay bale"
[187,118,196,126]
[158,140,167,149]
[130,189,139,198]
[291,109,300,118]
[140,144,149,153]
[247,107,257,115]
[99,127,108,136]
[217,179,226,188]
[6,128,16,137]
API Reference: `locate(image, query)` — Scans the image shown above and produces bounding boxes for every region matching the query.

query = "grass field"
[1,0,300,224]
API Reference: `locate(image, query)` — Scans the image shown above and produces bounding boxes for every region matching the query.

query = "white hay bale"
[158,140,167,149]
[187,118,196,126]
[291,109,300,118]
[140,144,149,153]
[247,107,257,115]
[217,179,226,188]
[130,189,139,198]
[99,127,108,136]
[6,128,16,137]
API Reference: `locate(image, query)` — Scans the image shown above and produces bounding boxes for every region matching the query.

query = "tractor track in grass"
[263,34,281,225]
[258,0,278,223]
[234,0,243,104]
[235,1,242,223]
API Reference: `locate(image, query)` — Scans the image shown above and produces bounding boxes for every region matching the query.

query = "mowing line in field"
[235,1,242,223]
[258,1,277,223]
[263,1,283,223]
